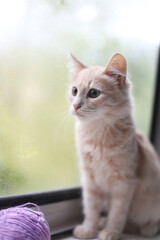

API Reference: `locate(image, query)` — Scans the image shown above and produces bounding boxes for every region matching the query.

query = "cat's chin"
[74,113,98,122]
[72,111,90,121]
[73,113,87,120]
[71,109,98,122]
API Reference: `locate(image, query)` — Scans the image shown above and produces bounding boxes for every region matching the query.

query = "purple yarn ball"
[0,203,51,240]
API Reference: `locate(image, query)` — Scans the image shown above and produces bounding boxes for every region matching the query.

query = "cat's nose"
[73,104,81,111]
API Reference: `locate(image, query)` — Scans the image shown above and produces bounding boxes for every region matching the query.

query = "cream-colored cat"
[68,53,160,240]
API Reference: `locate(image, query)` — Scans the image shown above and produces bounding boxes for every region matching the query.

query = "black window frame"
[150,47,160,154]
[0,187,81,209]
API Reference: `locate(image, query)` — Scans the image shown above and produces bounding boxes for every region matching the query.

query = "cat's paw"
[73,224,97,239]
[98,229,120,240]
[140,223,158,237]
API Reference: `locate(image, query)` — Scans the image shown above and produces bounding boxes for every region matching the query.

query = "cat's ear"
[104,53,127,87]
[69,53,88,72]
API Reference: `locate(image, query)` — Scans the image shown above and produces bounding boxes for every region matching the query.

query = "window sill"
[53,232,160,240]
[0,187,82,237]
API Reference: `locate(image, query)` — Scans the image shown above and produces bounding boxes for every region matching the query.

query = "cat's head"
[68,53,132,123]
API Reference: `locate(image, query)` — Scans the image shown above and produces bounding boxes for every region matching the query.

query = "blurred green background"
[0,0,159,196]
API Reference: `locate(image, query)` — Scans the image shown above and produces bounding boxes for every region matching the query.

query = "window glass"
[0,0,159,196]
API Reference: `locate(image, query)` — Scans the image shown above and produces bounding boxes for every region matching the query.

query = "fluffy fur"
[68,53,160,240]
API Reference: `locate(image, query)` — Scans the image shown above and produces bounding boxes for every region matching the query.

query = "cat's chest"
[89,146,116,187]
[76,122,127,191]
[82,143,118,192]
[76,121,123,156]
[77,127,120,160]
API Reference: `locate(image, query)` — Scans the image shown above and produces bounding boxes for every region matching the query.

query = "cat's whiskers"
[49,106,69,121]
[53,110,71,145]
[63,114,73,137]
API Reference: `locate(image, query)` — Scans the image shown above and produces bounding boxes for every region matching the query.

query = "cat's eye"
[72,87,78,96]
[88,89,100,98]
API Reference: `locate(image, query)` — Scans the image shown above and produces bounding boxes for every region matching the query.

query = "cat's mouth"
[72,110,84,117]
[71,107,86,118]
[70,106,95,119]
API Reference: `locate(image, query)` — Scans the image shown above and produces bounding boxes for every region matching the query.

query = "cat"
[68,53,160,240]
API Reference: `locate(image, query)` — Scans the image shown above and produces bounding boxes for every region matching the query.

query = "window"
[0,0,159,197]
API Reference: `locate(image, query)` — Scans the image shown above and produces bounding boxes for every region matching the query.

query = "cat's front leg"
[74,188,103,238]
[99,181,135,240]
[74,170,103,239]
